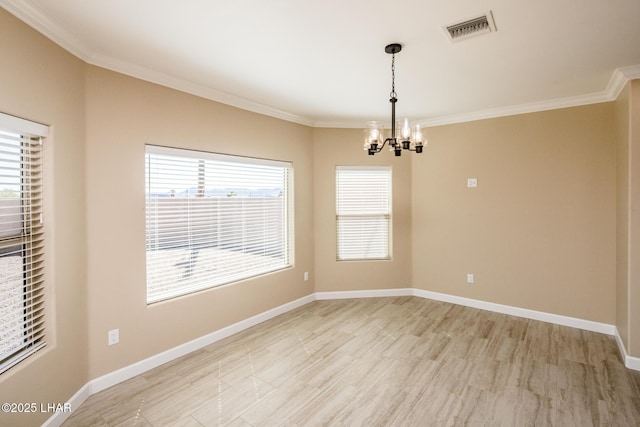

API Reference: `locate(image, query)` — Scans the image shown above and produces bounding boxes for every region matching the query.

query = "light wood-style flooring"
[62,297,640,426]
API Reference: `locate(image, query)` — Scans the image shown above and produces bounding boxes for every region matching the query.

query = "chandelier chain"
[390,53,397,99]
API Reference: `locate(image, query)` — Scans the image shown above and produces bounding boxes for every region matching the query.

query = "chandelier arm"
[368,138,388,155]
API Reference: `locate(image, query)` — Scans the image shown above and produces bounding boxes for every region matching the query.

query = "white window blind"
[145,145,292,303]
[336,166,391,260]
[0,115,46,375]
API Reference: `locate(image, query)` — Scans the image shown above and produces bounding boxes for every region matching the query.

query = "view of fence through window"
[0,132,23,366]
[145,146,292,303]
[0,247,22,362]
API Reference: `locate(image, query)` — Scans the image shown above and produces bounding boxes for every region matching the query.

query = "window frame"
[0,113,48,375]
[335,165,392,261]
[144,145,294,304]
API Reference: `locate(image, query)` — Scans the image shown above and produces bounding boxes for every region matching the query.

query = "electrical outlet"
[467,273,474,284]
[304,272,309,281]
[467,178,478,188]
[108,329,119,346]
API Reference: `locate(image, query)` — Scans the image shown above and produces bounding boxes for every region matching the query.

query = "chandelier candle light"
[364,43,425,156]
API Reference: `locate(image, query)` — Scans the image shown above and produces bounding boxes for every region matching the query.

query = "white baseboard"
[315,288,413,300]
[91,293,315,394]
[43,293,314,427]
[315,288,638,371]
[411,288,616,335]
[40,381,91,427]
[411,289,640,370]
[44,287,639,426]
[614,328,640,371]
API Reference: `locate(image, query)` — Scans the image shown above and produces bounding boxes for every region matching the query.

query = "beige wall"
[312,128,413,292]
[615,81,631,351]
[628,80,640,356]
[614,79,640,357]
[0,9,88,427]
[1,5,638,426]
[84,66,314,378]
[411,105,617,323]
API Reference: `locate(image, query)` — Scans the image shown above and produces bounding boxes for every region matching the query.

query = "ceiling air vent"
[444,11,497,43]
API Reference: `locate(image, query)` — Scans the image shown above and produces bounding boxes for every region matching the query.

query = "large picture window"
[336,166,392,261]
[145,145,293,303]
[0,114,46,374]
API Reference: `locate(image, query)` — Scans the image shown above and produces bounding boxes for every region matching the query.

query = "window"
[0,113,47,374]
[336,166,391,260]
[145,145,293,303]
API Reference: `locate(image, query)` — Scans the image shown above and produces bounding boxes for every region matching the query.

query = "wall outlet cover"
[108,329,119,346]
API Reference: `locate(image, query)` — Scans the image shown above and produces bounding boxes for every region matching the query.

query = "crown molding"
[419,92,610,128]
[313,65,640,129]
[619,64,640,79]
[419,65,640,128]
[609,65,640,98]
[0,0,92,61]
[315,65,640,129]
[89,53,315,127]
[77,59,640,129]
[1,0,314,127]
[3,0,639,129]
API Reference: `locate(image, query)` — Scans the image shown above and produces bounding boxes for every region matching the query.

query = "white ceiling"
[3,0,640,127]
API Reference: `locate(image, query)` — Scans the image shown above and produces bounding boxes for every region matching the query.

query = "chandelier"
[364,43,425,156]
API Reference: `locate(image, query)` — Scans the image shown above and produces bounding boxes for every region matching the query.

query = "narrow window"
[336,166,392,260]
[0,114,46,374]
[145,145,293,303]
